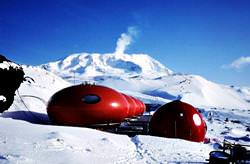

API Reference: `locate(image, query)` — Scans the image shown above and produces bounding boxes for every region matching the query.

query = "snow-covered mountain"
[40,52,250,110]
[41,53,172,80]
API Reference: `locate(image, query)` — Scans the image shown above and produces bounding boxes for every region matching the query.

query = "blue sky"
[1,0,250,87]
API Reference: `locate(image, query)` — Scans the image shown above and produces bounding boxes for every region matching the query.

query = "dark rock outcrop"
[0,55,25,112]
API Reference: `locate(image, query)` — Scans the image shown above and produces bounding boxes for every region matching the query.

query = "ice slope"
[0,63,249,164]
[40,52,250,109]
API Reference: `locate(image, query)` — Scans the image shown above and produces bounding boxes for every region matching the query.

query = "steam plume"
[115,26,137,54]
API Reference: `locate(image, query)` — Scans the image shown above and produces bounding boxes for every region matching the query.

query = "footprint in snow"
[47,131,60,139]
[101,137,109,142]
[4,154,30,162]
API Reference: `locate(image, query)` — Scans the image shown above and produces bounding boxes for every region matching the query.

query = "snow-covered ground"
[0,53,250,163]
[0,117,214,164]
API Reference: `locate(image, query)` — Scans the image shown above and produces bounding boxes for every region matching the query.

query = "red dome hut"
[47,84,129,126]
[149,100,206,142]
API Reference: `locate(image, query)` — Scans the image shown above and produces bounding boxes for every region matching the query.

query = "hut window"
[81,95,100,104]
[193,114,201,126]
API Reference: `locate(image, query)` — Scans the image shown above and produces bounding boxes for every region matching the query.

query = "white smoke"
[115,26,138,55]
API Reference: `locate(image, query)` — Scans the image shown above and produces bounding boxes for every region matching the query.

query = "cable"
[16,89,49,124]
[20,95,47,104]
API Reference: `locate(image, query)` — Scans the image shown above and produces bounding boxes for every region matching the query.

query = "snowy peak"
[40,53,173,81]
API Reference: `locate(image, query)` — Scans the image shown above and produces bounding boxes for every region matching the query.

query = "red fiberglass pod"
[149,100,206,142]
[47,84,129,126]
[136,99,143,115]
[142,102,146,113]
[137,99,146,115]
[130,96,141,116]
[121,94,136,118]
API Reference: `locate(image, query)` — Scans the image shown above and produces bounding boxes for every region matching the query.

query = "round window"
[193,114,201,126]
[81,95,101,104]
